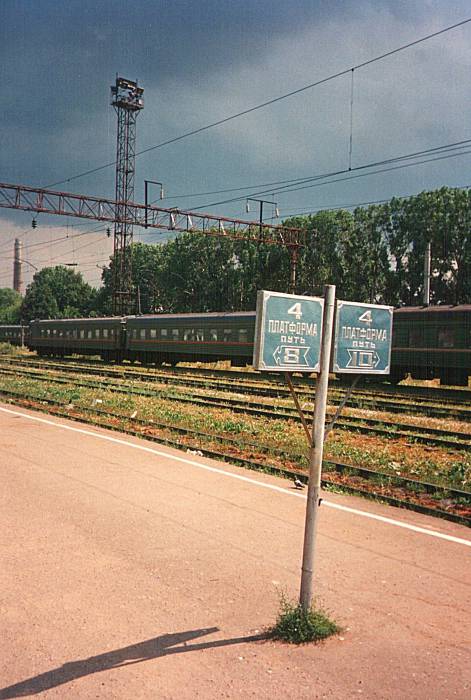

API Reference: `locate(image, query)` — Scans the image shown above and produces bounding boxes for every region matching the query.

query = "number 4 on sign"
[287,302,303,319]
[358,310,373,325]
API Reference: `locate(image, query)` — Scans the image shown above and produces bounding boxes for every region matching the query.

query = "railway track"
[7,352,470,401]
[2,355,471,422]
[0,362,470,451]
[0,387,469,527]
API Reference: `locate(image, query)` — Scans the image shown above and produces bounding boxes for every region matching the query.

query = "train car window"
[210,329,218,341]
[408,328,422,347]
[95,329,100,339]
[103,329,109,339]
[160,328,168,338]
[150,329,157,339]
[223,328,232,342]
[140,329,146,339]
[72,329,78,339]
[238,328,248,343]
[183,329,195,341]
[196,329,204,341]
[438,329,454,348]
[87,330,93,339]
[110,328,115,338]
[80,329,85,339]
[172,329,179,340]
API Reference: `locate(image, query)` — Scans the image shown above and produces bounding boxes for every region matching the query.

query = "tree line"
[1,185,470,322]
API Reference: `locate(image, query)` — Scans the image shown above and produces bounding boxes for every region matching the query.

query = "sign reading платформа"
[253,290,324,372]
[333,300,393,374]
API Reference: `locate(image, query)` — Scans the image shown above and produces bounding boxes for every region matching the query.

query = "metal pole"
[299,284,336,612]
[289,247,298,294]
[423,240,431,306]
[137,285,142,315]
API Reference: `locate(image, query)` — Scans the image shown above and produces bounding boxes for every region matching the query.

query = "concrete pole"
[13,239,22,294]
[423,240,431,306]
[299,284,336,611]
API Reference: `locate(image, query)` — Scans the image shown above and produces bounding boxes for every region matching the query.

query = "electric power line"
[44,17,471,191]
[142,137,470,207]
[185,140,471,211]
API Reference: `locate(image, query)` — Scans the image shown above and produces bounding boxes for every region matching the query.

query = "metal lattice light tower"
[110,77,144,315]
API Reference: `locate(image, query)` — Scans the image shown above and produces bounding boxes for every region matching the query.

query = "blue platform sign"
[333,300,393,374]
[253,290,324,372]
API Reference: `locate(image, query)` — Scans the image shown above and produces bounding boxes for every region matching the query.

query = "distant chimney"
[13,238,23,294]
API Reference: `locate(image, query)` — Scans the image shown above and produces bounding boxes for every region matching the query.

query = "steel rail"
[0,388,469,527]
[0,364,470,450]
[2,355,471,420]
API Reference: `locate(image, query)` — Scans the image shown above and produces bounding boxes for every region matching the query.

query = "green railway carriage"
[29,317,125,360]
[0,324,27,346]
[391,305,471,386]
[5,305,470,385]
[125,312,256,365]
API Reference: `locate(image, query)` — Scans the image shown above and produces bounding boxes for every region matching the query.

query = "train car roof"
[126,311,256,322]
[32,317,125,324]
[394,305,471,313]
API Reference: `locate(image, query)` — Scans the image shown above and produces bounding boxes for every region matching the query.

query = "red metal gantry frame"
[0,181,304,292]
[0,181,303,247]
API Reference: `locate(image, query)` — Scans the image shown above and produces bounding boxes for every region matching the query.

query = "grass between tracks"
[0,370,469,496]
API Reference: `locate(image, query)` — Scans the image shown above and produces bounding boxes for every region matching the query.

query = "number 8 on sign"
[283,347,301,364]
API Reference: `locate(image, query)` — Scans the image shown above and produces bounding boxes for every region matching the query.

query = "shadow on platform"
[0,627,267,697]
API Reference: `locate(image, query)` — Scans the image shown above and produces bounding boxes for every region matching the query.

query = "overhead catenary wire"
[183,139,471,211]
[348,68,355,171]
[167,138,471,203]
[43,17,471,191]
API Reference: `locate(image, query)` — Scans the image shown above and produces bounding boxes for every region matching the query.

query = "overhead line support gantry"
[0,181,304,294]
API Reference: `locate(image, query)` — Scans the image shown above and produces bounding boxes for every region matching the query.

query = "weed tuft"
[271,594,340,644]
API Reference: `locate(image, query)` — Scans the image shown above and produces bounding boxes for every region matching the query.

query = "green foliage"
[287,186,471,306]
[0,288,22,323]
[97,237,291,315]
[385,187,471,305]
[92,185,471,316]
[0,341,22,355]
[20,266,97,321]
[272,594,340,644]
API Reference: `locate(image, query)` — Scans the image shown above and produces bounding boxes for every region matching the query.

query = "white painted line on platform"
[1,404,470,548]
